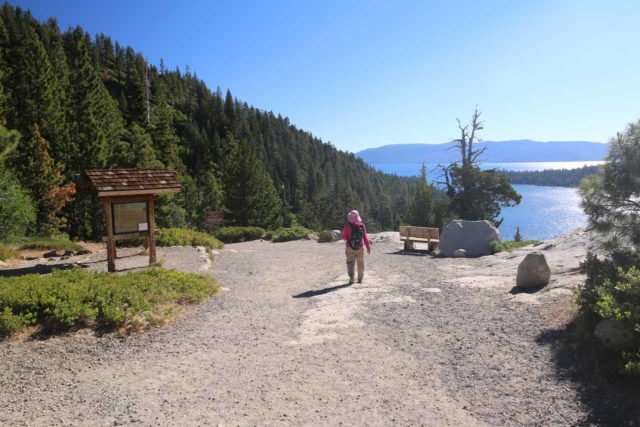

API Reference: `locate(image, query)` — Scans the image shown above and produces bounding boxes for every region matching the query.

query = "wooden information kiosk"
[83,169,181,272]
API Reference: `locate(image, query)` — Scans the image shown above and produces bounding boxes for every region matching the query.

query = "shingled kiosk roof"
[84,168,181,197]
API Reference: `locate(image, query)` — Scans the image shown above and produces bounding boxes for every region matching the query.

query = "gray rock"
[516,252,551,288]
[452,249,467,258]
[43,250,61,258]
[440,220,501,257]
[63,249,74,257]
[594,319,634,350]
[306,233,319,241]
[75,249,92,256]
[318,230,341,243]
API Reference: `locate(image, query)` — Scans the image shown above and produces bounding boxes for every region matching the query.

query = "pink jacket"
[342,222,371,251]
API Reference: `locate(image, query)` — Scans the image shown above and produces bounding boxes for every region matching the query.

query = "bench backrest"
[399,225,439,240]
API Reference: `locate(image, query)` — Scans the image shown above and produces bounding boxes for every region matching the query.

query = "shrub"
[489,240,540,253]
[577,252,640,375]
[0,268,218,337]
[270,226,313,242]
[157,228,223,249]
[18,235,82,252]
[0,243,18,261]
[0,169,35,241]
[215,226,265,243]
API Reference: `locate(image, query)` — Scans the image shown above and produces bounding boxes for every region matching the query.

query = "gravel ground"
[1,236,640,426]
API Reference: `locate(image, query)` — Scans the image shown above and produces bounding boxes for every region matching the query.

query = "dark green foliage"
[0,4,410,237]
[445,165,521,226]
[577,120,640,375]
[504,166,601,187]
[405,162,449,228]
[581,121,640,247]
[0,268,218,336]
[489,239,539,253]
[222,134,282,229]
[270,226,313,242]
[514,227,522,242]
[0,168,35,240]
[215,226,265,243]
[156,227,223,249]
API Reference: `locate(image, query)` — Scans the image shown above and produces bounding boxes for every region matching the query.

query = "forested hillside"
[0,4,409,239]
[503,166,600,187]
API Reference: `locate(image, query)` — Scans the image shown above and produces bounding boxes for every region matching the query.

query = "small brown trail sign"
[205,211,224,225]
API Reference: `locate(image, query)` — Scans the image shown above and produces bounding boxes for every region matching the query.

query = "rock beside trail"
[453,249,467,258]
[440,220,500,257]
[318,230,341,243]
[43,250,62,258]
[306,233,319,241]
[594,319,635,350]
[516,252,551,288]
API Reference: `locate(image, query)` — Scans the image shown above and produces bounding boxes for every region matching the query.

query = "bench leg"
[404,240,410,251]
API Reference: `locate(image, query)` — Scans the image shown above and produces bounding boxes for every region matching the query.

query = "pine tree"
[10,126,74,233]
[222,134,282,228]
[514,227,522,242]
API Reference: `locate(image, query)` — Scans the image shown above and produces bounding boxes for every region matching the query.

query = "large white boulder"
[440,220,501,257]
[516,252,551,288]
[318,230,342,243]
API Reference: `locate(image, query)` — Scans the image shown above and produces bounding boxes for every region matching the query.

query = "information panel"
[205,211,224,225]
[113,202,148,234]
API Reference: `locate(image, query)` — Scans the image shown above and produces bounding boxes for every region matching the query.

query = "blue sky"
[12,0,640,151]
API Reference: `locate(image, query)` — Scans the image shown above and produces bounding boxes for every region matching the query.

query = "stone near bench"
[440,220,500,257]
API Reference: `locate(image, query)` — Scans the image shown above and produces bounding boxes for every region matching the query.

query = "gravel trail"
[1,236,639,426]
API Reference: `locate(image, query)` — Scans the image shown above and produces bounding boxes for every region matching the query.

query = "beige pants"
[345,246,365,281]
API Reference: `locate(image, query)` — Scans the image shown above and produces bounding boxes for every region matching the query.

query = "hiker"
[341,209,371,284]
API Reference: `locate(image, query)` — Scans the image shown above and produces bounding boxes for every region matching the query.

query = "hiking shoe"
[349,276,355,285]
[357,278,363,284]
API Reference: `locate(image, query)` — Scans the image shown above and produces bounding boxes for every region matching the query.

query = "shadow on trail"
[293,283,351,298]
[0,263,84,277]
[509,285,545,294]
[536,322,640,426]
[388,250,433,257]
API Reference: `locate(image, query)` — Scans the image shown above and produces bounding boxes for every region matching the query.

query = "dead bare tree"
[454,106,486,167]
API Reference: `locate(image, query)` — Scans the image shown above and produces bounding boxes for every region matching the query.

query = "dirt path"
[1,236,639,426]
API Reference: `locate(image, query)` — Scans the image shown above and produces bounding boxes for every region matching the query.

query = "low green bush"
[270,226,313,242]
[18,235,82,252]
[157,228,223,249]
[577,252,640,375]
[215,226,265,243]
[0,243,18,261]
[0,268,218,337]
[490,240,540,253]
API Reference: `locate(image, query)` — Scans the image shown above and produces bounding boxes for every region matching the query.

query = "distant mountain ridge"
[357,140,607,164]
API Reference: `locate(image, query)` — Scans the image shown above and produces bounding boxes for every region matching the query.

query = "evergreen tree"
[10,126,74,234]
[514,227,522,242]
[581,120,640,248]
[407,163,449,228]
[222,134,282,228]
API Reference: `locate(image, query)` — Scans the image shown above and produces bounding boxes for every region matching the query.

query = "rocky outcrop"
[318,230,341,243]
[594,319,634,350]
[440,220,501,257]
[516,252,551,288]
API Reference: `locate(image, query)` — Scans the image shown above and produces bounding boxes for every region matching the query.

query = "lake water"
[373,161,597,241]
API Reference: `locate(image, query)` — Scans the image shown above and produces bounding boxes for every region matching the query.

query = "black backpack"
[349,224,364,250]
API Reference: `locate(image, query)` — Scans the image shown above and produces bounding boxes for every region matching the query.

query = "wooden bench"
[399,226,440,251]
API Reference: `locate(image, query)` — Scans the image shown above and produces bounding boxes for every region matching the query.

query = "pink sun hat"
[347,210,362,224]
